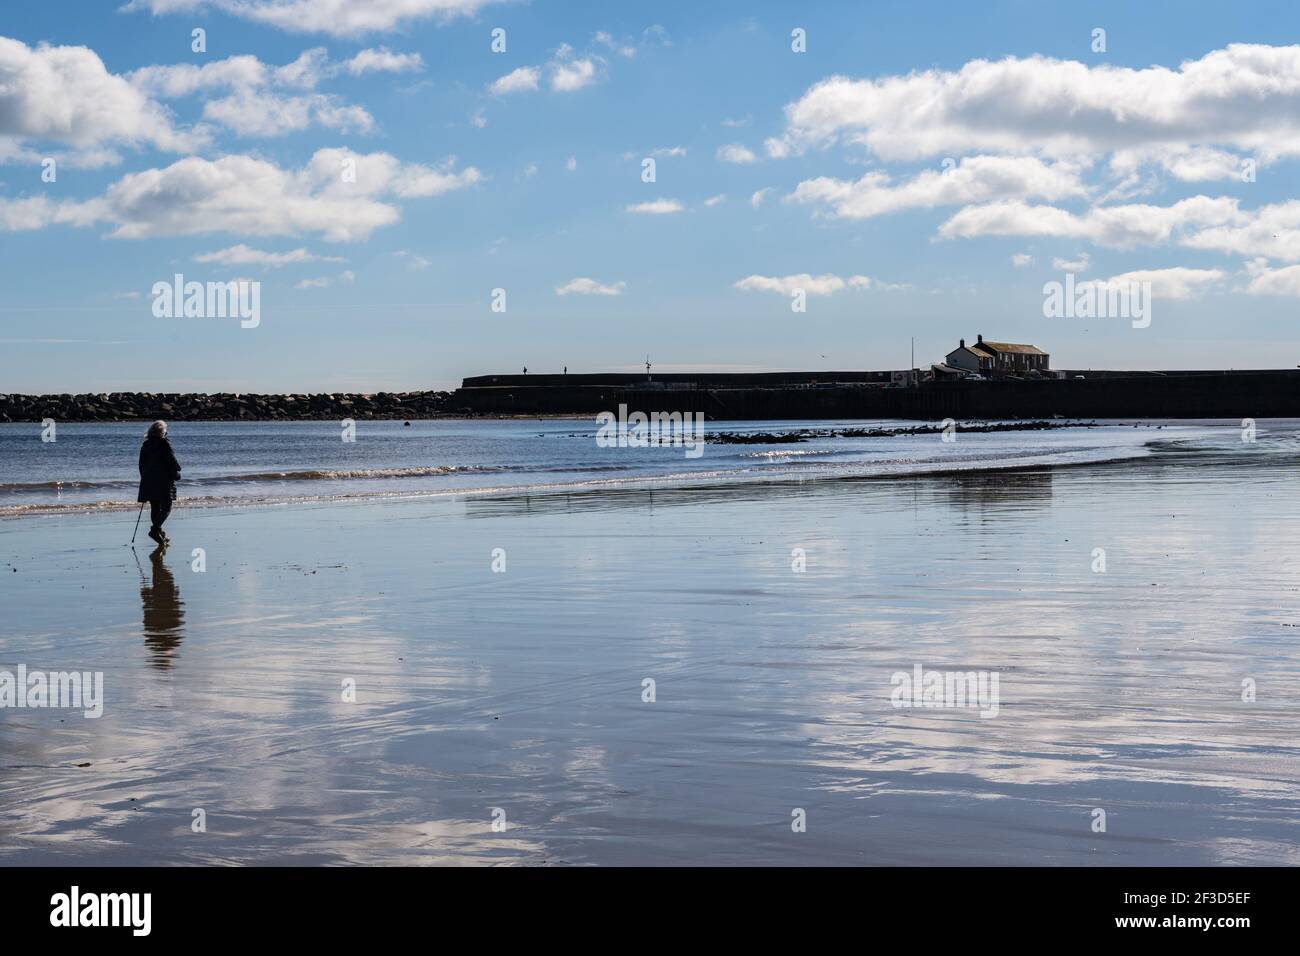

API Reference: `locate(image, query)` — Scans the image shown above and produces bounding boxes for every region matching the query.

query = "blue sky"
[3,0,1300,393]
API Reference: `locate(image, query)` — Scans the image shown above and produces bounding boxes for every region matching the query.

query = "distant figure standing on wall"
[138,420,181,546]
[523,367,528,375]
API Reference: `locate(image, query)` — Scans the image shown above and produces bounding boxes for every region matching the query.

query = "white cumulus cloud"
[626,198,683,215]
[788,156,1088,220]
[1179,200,1300,261]
[1244,259,1300,296]
[489,66,540,95]
[550,57,599,92]
[1084,267,1225,300]
[734,273,906,296]
[195,244,346,267]
[343,47,424,75]
[938,196,1243,249]
[0,36,204,161]
[556,277,625,296]
[768,45,1300,164]
[1052,253,1091,272]
[121,0,506,38]
[127,48,397,137]
[0,148,481,241]
[717,143,758,164]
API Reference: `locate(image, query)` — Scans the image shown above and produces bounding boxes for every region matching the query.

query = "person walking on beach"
[137,420,181,546]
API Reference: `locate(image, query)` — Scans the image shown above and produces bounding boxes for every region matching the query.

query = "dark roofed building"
[945,334,1049,376]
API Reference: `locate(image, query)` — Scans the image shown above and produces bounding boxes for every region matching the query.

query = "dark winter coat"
[137,435,181,503]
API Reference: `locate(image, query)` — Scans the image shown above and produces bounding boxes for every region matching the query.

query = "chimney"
[977,334,983,344]
[959,338,965,348]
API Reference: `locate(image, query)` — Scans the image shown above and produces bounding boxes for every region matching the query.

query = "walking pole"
[131,502,145,545]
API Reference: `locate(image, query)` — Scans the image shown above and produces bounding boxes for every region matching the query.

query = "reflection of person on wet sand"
[141,546,185,668]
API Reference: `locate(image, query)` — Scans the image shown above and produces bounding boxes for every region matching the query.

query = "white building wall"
[945,348,981,372]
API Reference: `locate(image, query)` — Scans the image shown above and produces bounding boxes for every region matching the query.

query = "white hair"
[146,420,168,438]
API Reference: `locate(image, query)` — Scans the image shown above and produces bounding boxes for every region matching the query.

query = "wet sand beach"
[2,423,1299,865]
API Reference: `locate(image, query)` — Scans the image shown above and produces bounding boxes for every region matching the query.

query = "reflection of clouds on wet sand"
[2,425,1300,864]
